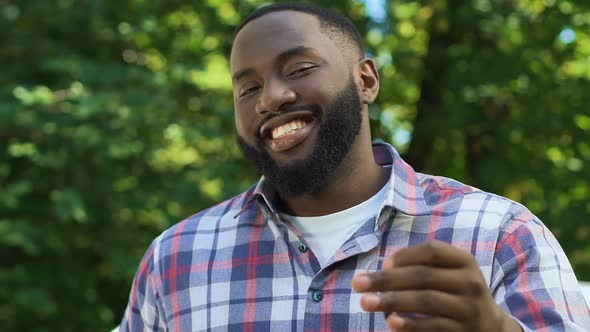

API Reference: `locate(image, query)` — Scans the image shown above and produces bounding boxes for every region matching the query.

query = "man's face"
[230,11,364,195]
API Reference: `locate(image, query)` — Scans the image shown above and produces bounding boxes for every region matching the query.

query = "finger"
[360,290,472,321]
[392,240,476,268]
[352,265,470,294]
[385,313,407,331]
[393,315,463,332]
[382,255,393,269]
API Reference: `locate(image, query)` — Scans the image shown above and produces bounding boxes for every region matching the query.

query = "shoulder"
[415,173,561,266]
[149,185,260,260]
[416,172,542,234]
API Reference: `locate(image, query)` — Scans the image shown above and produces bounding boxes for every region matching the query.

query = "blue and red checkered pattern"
[120,142,590,331]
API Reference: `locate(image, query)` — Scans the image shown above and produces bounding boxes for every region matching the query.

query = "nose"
[255,79,296,115]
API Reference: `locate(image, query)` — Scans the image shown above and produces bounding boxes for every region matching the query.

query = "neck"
[277,136,390,217]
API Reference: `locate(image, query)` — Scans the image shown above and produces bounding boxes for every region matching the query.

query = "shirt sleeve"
[491,211,590,331]
[119,240,167,332]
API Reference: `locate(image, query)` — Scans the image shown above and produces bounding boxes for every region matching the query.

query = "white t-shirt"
[280,179,390,267]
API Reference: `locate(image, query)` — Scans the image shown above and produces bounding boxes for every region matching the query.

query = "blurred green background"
[1,0,590,330]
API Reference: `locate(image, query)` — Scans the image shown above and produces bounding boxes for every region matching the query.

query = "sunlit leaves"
[187,54,232,90]
[12,86,54,105]
[150,125,202,171]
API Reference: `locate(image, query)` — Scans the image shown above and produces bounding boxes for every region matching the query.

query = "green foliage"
[1,0,589,330]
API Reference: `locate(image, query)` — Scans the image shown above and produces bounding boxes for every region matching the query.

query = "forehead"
[230,11,338,73]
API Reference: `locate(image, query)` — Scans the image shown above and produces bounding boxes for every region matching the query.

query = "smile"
[259,111,318,152]
[271,119,308,139]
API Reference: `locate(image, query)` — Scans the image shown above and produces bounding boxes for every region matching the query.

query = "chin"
[268,142,314,166]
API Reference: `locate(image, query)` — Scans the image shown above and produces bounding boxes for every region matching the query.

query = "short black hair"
[234,2,364,57]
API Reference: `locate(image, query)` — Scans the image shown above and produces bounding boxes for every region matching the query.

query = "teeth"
[271,120,307,139]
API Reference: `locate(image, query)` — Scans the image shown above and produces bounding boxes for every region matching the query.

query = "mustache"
[254,104,322,140]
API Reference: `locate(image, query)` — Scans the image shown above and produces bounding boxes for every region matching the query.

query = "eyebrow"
[231,46,317,82]
[232,68,255,83]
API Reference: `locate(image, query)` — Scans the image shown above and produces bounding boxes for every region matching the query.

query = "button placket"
[311,290,323,302]
[298,242,308,253]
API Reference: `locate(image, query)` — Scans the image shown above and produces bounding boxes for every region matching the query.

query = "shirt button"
[311,290,323,302]
[298,242,308,253]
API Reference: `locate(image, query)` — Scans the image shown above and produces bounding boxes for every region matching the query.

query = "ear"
[357,58,380,104]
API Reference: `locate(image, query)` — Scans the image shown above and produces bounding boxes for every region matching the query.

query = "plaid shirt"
[120,142,590,331]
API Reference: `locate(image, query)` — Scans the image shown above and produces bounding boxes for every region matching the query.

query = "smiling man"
[119,3,590,332]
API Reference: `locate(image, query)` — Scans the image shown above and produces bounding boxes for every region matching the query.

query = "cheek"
[296,72,343,103]
[234,114,243,134]
[234,107,256,140]
[234,112,247,135]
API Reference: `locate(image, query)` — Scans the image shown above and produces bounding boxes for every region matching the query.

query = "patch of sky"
[376,52,392,67]
[394,129,411,146]
[380,108,411,146]
[559,27,576,44]
[364,0,386,23]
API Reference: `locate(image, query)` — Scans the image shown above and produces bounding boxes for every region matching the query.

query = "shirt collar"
[373,141,430,216]
[234,141,431,218]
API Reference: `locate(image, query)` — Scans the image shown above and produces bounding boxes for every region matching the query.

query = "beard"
[237,76,363,196]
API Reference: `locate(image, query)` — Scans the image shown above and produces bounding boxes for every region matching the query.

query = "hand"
[351,240,522,332]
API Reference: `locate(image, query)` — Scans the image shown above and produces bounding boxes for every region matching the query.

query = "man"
[120,3,590,331]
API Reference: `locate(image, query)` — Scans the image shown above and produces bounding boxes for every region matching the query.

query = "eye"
[287,64,318,77]
[239,85,260,98]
